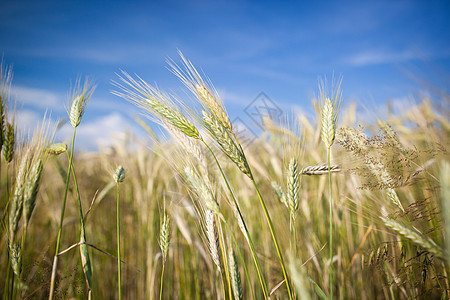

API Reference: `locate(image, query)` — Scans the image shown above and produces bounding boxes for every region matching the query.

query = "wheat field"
[0,56,449,299]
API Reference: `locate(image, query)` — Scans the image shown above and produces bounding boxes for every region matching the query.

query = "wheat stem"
[202,141,269,298]
[49,128,76,300]
[159,261,165,300]
[116,181,122,300]
[251,179,293,300]
[327,147,333,300]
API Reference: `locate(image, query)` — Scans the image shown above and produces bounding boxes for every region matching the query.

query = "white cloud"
[13,85,64,111]
[15,109,42,133]
[344,50,419,66]
[55,112,143,151]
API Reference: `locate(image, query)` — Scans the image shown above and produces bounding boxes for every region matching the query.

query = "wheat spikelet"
[195,84,232,130]
[47,143,67,155]
[184,166,222,217]
[169,51,232,130]
[0,96,4,151]
[0,61,12,152]
[228,248,242,300]
[113,165,126,183]
[3,122,14,163]
[287,158,300,215]
[205,209,221,271]
[159,212,170,262]
[165,124,208,174]
[23,158,44,227]
[271,181,287,207]
[321,98,335,148]
[319,79,341,148]
[9,148,31,242]
[69,79,95,128]
[301,164,342,175]
[113,72,200,139]
[386,189,404,212]
[202,112,251,178]
[9,243,21,277]
[381,216,444,259]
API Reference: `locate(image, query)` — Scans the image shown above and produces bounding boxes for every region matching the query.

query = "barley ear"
[9,150,31,242]
[0,61,13,152]
[3,122,15,163]
[205,209,221,271]
[0,96,4,152]
[9,243,22,277]
[47,143,67,155]
[321,98,335,148]
[228,248,242,300]
[319,78,341,149]
[301,164,342,175]
[381,215,444,259]
[287,158,300,216]
[272,181,287,208]
[69,79,96,128]
[202,112,252,178]
[23,158,44,227]
[184,166,222,218]
[159,212,171,262]
[113,165,126,183]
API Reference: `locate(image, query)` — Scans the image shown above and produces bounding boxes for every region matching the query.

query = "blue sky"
[1,0,449,150]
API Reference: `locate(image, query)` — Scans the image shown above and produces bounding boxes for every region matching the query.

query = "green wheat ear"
[287,157,300,216]
[159,212,170,262]
[320,79,342,149]
[68,78,96,128]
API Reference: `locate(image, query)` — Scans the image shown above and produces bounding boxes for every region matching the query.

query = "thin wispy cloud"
[13,86,64,111]
[56,112,143,151]
[344,49,426,66]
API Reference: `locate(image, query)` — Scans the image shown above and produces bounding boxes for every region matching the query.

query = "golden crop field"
[1,57,449,299]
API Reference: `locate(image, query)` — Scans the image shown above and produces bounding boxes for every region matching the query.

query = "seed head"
[113,165,126,183]
[319,78,342,149]
[287,158,300,215]
[184,166,222,217]
[3,122,14,163]
[47,143,67,155]
[69,79,96,128]
[159,212,170,262]
[23,158,44,227]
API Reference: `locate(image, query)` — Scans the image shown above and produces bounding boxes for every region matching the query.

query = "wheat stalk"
[319,77,342,300]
